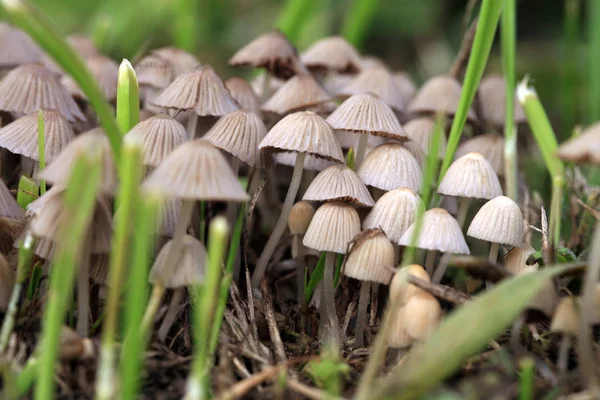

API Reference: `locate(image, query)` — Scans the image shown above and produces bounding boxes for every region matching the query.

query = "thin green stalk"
[120,195,160,400]
[519,357,535,400]
[588,0,600,123]
[186,216,229,400]
[1,0,122,163]
[37,110,46,195]
[501,0,518,201]
[174,0,196,51]
[96,139,144,400]
[438,0,503,182]
[276,0,320,42]
[341,0,379,49]
[16,356,38,397]
[562,0,580,135]
[34,152,102,400]
[116,60,140,135]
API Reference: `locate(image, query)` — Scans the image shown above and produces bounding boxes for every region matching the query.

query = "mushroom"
[403,117,447,158]
[343,228,394,347]
[438,152,503,228]
[59,326,95,361]
[262,74,333,118]
[303,201,361,345]
[0,253,14,312]
[0,178,23,221]
[61,55,119,101]
[467,195,524,263]
[556,122,600,164]
[551,297,579,378]
[225,77,261,115]
[392,72,417,106]
[150,47,200,77]
[456,133,504,176]
[288,201,315,306]
[339,66,406,112]
[357,142,422,193]
[504,244,537,275]
[301,36,362,75]
[251,111,344,289]
[408,75,476,121]
[326,93,407,168]
[478,74,526,129]
[302,164,374,207]
[275,152,337,172]
[0,23,42,69]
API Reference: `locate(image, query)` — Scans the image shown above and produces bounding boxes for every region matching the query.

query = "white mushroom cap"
[303,201,361,254]
[363,188,420,243]
[438,152,502,200]
[467,195,524,247]
[398,208,470,254]
[303,164,374,207]
[357,143,422,192]
[343,229,395,284]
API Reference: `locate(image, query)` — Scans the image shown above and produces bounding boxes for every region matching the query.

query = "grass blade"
[305,252,326,304]
[588,0,600,122]
[276,0,320,42]
[116,59,140,135]
[341,0,379,48]
[37,110,46,195]
[562,0,581,135]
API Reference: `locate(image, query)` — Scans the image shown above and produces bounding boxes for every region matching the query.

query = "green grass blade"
[588,0,600,122]
[34,152,102,400]
[438,0,503,181]
[37,110,46,195]
[116,59,140,135]
[174,0,196,52]
[1,0,122,163]
[372,264,578,400]
[276,0,320,42]
[562,0,581,135]
[16,175,38,209]
[305,252,326,304]
[501,0,518,201]
[519,357,535,400]
[341,0,379,48]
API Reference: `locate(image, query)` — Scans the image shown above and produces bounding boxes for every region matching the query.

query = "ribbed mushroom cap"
[0,63,86,122]
[357,143,422,192]
[408,75,476,120]
[33,237,55,260]
[259,111,344,162]
[478,74,526,127]
[301,36,362,74]
[0,253,14,311]
[339,67,405,111]
[0,179,24,219]
[303,201,361,254]
[403,291,442,340]
[398,208,470,254]
[126,113,188,167]
[467,196,524,247]
[438,152,502,200]
[152,65,239,116]
[61,55,119,100]
[149,234,207,288]
[229,31,300,80]
[393,71,417,105]
[225,77,261,114]
[388,308,412,348]
[143,139,249,202]
[550,297,579,335]
[403,117,447,157]
[363,188,420,242]
[0,109,75,162]
[37,128,118,195]
[402,139,426,167]
[135,54,174,89]
[557,122,600,164]
[288,201,315,235]
[0,23,42,68]
[323,73,354,97]
[274,152,337,171]
[389,264,430,305]
[344,229,395,284]
[336,130,385,150]
[151,46,201,77]
[326,93,407,140]
[262,74,331,115]
[504,244,537,275]
[303,164,374,207]
[156,198,181,237]
[456,133,504,176]
[205,110,271,168]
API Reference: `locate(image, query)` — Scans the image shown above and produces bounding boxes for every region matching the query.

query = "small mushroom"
[392,71,417,106]
[455,133,504,176]
[301,36,362,75]
[357,143,422,193]
[61,55,119,101]
[408,75,476,121]
[403,117,447,158]
[557,122,600,164]
[225,77,261,115]
[303,164,374,207]
[262,74,333,117]
[478,74,526,129]
[339,66,406,112]
[288,201,315,306]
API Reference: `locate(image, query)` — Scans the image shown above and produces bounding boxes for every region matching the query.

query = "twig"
[406,276,470,305]
[260,278,287,363]
[575,197,600,220]
[449,17,479,79]
[341,296,357,343]
[541,206,551,263]
[287,379,349,400]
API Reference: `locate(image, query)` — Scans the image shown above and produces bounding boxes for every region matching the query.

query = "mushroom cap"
[478,74,526,127]
[528,278,558,316]
[335,129,385,150]
[398,208,470,254]
[288,201,315,235]
[259,111,344,162]
[135,54,175,89]
[152,65,239,116]
[550,297,579,335]
[403,117,447,158]
[0,63,86,122]
[344,229,395,284]
[357,143,422,192]
[504,244,537,275]
[0,179,23,219]
[323,73,354,97]
[125,113,189,167]
[389,264,430,305]
[402,139,426,167]
[274,152,338,171]
[150,47,200,77]
[262,74,331,115]
[61,55,119,100]
[204,110,271,168]
[225,77,261,114]
[301,36,362,74]
[403,291,442,340]
[67,35,99,59]
[326,93,407,140]
[229,31,300,80]
[0,253,14,311]
[156,198,182,237]
[456,133,504,176]
[408,75,476,120]
[557,122,600,165]
[393,71,417,105]
[143,139,249,201]
[303,201,361,254]
[467,195,524,247]
[363,188,420,242]
[37,128,118,195]
[149,234,207,288]
[90,254,109,285]
[0,23,42,68]
[0,109,75,163]
[388,307,412,348]
[339,67,405,111]
[438,152,503,200]
[303,164,374,207]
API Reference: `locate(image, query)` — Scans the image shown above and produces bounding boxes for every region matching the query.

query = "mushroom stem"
[76,233,92,337]
[456,197,471,229]
[355,134,369,169]
[369,284,379,326]
[226,157,241,230]
[157,288,184,342]
[488,242,500,263]
[321,251,340,346]
[355,281,371,347]
[432,252,452,284]
[187,114,198,138]
[558,334,572,381]
[261,72,272,101]
[294,235,306,307]
[251,152,306,289]
[425,250,436,275]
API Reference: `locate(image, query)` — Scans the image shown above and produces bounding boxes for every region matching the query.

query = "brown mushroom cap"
[0,63,86,122]
[398,208,470,254]
[303,201,361,254]
[339,67,406,111]
[438,152,503,200]
[357,143,422,192]
[550,297,579,335]
[259,111,344,162]
[467,195,524,247]
[388,307,412,348]
[456,133,504,176]
[288,201,315,235]
[403,291,442,340]
[61,55,119,100]
[262,74,331,115]
[0,109,75,162]
[0,23,42,68]
[403,117,447,158]
[225,77,261,114]
[557,122,600,165]
[301,36,362,74]
[344,229,395,284]
[389,264,430,305]
[363,188,420,243]
[408,75,476,120]
[149,234,207,288]
[504,244,537,275]
[478,74,526,127]
[303,164,374,207]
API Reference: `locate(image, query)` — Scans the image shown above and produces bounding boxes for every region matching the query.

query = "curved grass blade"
[116,60,140,135]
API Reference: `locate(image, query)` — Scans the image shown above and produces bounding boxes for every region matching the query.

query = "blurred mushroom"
[478,74,526,129]
[339,67,406,112]
[262,74,333,118]
[301,36,362,74]
[455,133,504,176]
[408,75,476,121]
[288,201,315,306]
[403,117,447,158]
[225,77,261,115]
